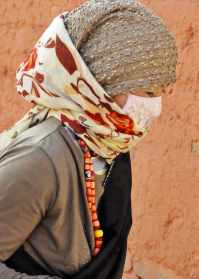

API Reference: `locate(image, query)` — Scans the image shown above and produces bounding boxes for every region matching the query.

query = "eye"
[146,91,155,97]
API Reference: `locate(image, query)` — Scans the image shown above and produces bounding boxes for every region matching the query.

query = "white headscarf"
[0,13,148,163]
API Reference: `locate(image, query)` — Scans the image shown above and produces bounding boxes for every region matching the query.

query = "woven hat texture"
[64,0,178,96]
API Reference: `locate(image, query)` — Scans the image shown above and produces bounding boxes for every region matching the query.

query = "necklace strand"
[78,139,104,257]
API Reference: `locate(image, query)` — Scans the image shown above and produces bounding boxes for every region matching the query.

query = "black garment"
[5,152,133,279]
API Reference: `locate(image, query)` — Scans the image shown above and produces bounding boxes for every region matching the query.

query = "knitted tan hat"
[64,0,178,96]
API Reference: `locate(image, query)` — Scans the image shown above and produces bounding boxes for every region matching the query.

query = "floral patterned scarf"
[0,12,148,163]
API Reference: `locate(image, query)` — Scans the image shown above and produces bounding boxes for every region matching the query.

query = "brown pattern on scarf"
[55,35,77,75]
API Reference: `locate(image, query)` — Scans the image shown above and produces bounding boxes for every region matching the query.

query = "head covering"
[0,12,147,163]
[64,0,178,96]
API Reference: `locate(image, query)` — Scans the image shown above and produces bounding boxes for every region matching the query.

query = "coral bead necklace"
[78,139,104,257]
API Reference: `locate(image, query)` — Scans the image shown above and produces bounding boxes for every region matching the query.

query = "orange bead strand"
[79,139,104,257]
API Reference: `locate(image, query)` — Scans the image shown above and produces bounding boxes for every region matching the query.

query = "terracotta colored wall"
[0,1,198,278]
[129,1,199,278]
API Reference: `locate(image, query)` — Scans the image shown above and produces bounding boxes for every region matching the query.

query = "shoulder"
[0,117,78,162]
[0,118,63,206]
[0,116,83,189]
[0,117,84,221]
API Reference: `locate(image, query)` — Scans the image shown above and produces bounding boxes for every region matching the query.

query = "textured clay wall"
[0,1,198,279]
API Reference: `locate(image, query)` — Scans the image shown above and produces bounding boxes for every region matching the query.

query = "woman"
[0,0,177,278]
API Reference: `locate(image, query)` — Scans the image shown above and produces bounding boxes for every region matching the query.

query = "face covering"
[0,12,149,163]
[122,94,162,129]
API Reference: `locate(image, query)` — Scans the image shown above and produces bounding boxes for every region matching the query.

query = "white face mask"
[122,94,162,129]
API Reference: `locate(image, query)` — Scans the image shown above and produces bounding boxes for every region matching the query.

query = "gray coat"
[0,117,105,278]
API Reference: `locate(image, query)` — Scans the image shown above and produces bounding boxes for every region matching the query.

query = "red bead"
[87,188,92,195]
[88,196,95,203]
[95,240,103,248]
[85,158,91,164]
[92,248,100,256]
[91,205,97,212]
[84,152,91,158]
[85,164,92,170]
[93,220,100,228]
[86,181,92,187]
[96,237,103,242]
[92,212,98,221]
[90,182,95,189]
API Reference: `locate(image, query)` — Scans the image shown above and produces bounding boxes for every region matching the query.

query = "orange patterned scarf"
[0,12,148,163]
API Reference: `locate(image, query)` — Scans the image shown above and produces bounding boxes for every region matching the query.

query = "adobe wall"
[0,1,198,278]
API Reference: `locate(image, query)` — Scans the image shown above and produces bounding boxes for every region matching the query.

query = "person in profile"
[0,0,177,278]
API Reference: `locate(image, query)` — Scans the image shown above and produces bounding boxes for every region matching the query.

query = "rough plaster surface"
[0,1,198,278]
